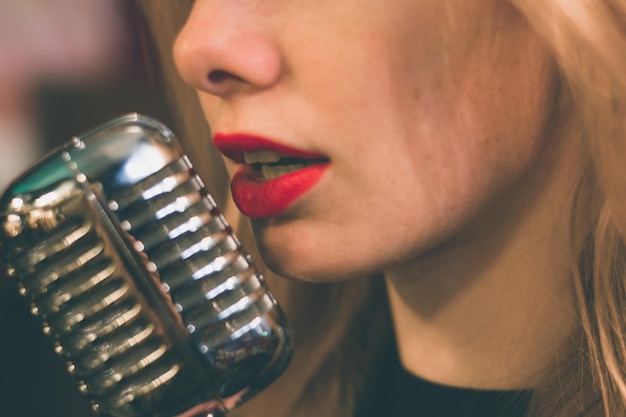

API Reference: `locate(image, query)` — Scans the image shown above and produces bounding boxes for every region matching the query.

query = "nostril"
[208,70,245,84]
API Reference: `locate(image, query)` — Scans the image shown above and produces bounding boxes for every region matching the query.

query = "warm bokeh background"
[0,2,175,416]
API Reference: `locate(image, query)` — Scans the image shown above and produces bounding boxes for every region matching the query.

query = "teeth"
[243,149,323,180]
[261,164,306,180]
[243,151,281,164]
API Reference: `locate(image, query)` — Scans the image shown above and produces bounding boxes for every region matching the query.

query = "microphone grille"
[0,114,292,417]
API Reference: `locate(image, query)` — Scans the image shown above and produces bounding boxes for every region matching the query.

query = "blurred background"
[0,1,175,415]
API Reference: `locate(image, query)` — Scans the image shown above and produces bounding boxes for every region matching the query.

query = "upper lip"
[212,133,328,163]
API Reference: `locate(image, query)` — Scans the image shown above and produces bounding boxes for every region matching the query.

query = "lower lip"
[230,163,329,218]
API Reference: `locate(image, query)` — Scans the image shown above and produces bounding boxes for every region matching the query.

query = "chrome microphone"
[0,114,293,417]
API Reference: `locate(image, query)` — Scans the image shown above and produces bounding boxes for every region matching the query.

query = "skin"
[174,0,583,389]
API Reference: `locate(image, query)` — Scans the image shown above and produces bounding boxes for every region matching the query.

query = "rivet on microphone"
[9,198,24,210]
[70,136,85,149]
[120,220,131,231]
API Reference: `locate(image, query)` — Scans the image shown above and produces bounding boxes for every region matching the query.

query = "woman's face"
[174,0,556,282]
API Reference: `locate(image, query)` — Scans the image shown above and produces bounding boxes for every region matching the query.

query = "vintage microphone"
[0,114,293,417]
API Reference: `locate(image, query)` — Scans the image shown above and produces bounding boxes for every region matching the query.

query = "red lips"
[213,133,329,218]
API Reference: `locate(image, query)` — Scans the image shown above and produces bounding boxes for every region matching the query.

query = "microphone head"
[0,114,293,417]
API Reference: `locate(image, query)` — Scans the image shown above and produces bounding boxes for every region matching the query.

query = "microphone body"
[0,114,292,417]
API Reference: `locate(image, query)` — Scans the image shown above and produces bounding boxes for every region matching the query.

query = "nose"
[173,2,282,97]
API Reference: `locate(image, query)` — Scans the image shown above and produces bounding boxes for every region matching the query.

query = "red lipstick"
[213,133,329,218]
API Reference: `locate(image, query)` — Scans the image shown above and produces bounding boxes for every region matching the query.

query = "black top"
[358,359,532,417]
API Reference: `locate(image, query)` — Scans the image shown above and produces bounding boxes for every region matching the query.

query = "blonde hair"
[135,1,626,415]
[504,1,626,416]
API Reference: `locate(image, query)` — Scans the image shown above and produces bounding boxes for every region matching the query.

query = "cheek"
[390,51,556,246]
[413,36,555,187]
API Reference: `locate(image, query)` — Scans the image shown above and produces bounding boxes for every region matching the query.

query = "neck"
[384,126,582,390]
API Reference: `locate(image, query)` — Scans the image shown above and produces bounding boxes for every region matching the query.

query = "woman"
[137,1,626,416]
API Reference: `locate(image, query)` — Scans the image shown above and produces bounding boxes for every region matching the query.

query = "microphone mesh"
[0,114,292,417]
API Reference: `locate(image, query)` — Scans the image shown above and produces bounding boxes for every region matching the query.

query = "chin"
[257,244,343,282]
[250,213,393,282]
[254,233,383,283]
[265,260,357,283]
